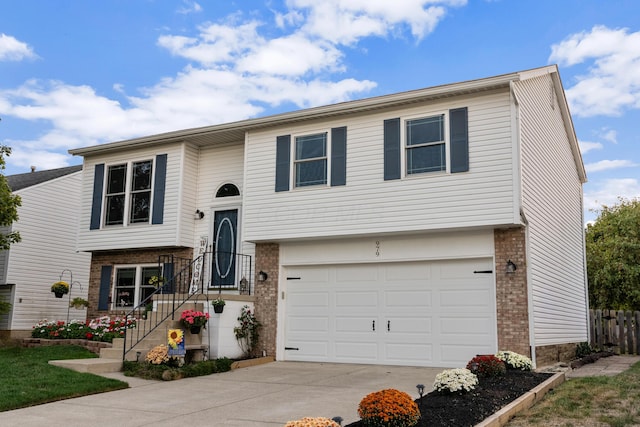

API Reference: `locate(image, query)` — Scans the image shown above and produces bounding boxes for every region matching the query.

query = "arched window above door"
[216,183,240,198]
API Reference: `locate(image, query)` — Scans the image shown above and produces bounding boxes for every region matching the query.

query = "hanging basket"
[54,291,65,299]
[213,305,224,314]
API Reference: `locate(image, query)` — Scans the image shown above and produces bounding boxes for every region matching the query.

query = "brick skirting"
[21,338,112,355]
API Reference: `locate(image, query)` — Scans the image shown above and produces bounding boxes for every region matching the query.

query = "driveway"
[3,361,446,426]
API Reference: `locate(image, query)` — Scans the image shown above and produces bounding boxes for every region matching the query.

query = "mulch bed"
[345,370,553,427]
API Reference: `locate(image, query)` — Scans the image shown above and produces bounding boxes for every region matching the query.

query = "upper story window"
[383,107,468,181]
[295,133,327,187]
[90,154,167,230]
[406,115,446,175]
[105,160,153,226]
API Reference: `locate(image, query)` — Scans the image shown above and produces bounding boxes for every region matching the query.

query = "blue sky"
[1,0,639,222]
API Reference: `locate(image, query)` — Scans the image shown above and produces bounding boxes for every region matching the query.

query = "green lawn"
[509,361,640,426]
[0,345,128,412]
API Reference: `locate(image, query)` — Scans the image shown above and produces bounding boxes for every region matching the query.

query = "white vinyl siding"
[5,172,91,331]
[243,90,516,242]
[515,75,588,346]
[76,144,184,251]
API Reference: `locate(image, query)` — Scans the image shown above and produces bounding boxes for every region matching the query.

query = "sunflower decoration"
[167,329,184,349]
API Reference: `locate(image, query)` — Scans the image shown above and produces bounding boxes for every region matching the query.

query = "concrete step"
[49,358,123,374]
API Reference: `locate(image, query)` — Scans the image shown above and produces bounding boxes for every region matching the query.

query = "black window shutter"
[331,126,347,186]
[450,107,469,173]
[384,118,401,180]
[90,163,105,230]
[152,154,167,224]
[98,265,112,311]
[275,135,291,192]
[162,262,174,293]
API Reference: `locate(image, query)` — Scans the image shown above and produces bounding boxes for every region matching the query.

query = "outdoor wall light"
[506,260,517,274]
[258,270,268,282]
[194,209,204,220]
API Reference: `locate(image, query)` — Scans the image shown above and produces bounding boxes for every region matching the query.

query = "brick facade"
[253,243,279,358]
[87,247,193,319]
[494,227,531,357]
[535,343,578,367]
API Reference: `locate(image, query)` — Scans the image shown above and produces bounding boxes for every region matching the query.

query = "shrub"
[466,355,506,378]
[433,368,478,393]
[284,417,340,427]
[357,388,420,427]
[234,305,261,358]
[495,350,533,371]
[576,342,594,359]
[31,316,137,343]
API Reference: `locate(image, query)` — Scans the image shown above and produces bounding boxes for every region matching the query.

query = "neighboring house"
[0,166,91,337]
[69,65,588,367]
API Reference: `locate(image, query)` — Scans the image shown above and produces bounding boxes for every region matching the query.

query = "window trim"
[112,264,161,310]
[292,130,331,189]
[402,111,450,177]
[102,158,156,227]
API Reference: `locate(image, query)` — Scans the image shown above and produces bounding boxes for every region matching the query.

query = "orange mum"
[357,388,420,427]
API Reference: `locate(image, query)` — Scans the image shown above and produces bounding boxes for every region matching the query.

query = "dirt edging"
[475,371,565,427]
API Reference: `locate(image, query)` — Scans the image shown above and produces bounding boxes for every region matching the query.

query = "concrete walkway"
[2,361,446,427]
[565,354,640,378]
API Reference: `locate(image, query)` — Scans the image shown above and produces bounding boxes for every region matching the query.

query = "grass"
[0,345,128,412]
[508,361,640,426]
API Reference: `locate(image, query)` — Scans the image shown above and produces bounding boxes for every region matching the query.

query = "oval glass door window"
[213,209,237,288]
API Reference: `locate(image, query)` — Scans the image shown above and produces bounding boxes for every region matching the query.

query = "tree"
[586,198,640,310]
[0,145,21,251]
[0,145,21,315]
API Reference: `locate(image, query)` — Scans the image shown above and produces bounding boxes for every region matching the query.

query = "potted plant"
[148,275,165,288]
[69,297,89,309]
[212,297,226,313]
[180,309,210,334]
[51,281,70,298]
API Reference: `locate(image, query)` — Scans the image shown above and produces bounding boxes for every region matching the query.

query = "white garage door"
[284,259,496,367]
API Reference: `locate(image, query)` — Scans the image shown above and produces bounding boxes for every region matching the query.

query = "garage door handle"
[387,320,390,332]
[372,320,375,331]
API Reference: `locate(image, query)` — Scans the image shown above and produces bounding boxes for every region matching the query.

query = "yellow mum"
[168,329,184,349]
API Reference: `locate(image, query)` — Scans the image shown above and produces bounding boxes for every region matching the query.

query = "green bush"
[576,342,594,358]
[123,357,233,380]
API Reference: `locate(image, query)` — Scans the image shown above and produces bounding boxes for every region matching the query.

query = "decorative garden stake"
[417,384,425,409]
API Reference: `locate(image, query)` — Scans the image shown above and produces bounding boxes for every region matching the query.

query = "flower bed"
[30,316,136,343]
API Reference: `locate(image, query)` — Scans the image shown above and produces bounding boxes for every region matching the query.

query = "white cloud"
[585,159,637,173]
[599,128,617,144]
[0,33,36,61]
[584,179,640,210]
[550,25,640,117]
[286,0,466,44]
[177,0,202,14]
[579,140,603,154]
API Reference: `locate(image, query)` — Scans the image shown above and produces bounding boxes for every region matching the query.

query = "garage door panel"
[335,341,378,360]
[441,343,495,364]
[288,316,329,333]
[288,291,329,310]
[385,343,433,364]
[440,315,493,336]
[286,341,329,360]
[335,291,378,310]
[384,290,432,309]
[385,317,432,335]
[440,289,492,309]
[384,263,431,281]
[335,316,376,333]
[335,265,379,282]
[440,259,492,278]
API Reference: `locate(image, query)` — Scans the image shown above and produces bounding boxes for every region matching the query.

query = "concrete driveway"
[3,361,446,426]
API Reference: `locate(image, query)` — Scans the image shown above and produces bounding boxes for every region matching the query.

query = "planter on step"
[189,326,202,334]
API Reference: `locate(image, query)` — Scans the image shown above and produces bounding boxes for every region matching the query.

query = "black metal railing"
[121,250,253,359]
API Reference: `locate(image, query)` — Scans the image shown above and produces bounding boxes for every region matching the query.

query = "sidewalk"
[565,354,640,378]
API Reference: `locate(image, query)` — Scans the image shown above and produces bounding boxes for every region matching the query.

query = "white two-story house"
[69,65,588,367]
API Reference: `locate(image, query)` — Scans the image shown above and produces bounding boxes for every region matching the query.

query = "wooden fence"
[590,309,640,355]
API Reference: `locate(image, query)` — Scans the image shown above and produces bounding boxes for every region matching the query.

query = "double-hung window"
[406,114,446,175]
[105,160,153,226]
[294,133,327,187]
[113,265,160,309]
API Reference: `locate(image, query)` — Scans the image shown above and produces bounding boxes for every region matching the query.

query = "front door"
[212,209,238,290]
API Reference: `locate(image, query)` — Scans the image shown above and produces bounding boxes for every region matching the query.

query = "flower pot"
[213,305,224,314]
[189,326,202,334]
[54,291,65,299]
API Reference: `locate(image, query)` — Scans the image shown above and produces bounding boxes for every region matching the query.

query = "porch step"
[49,358,123,374]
